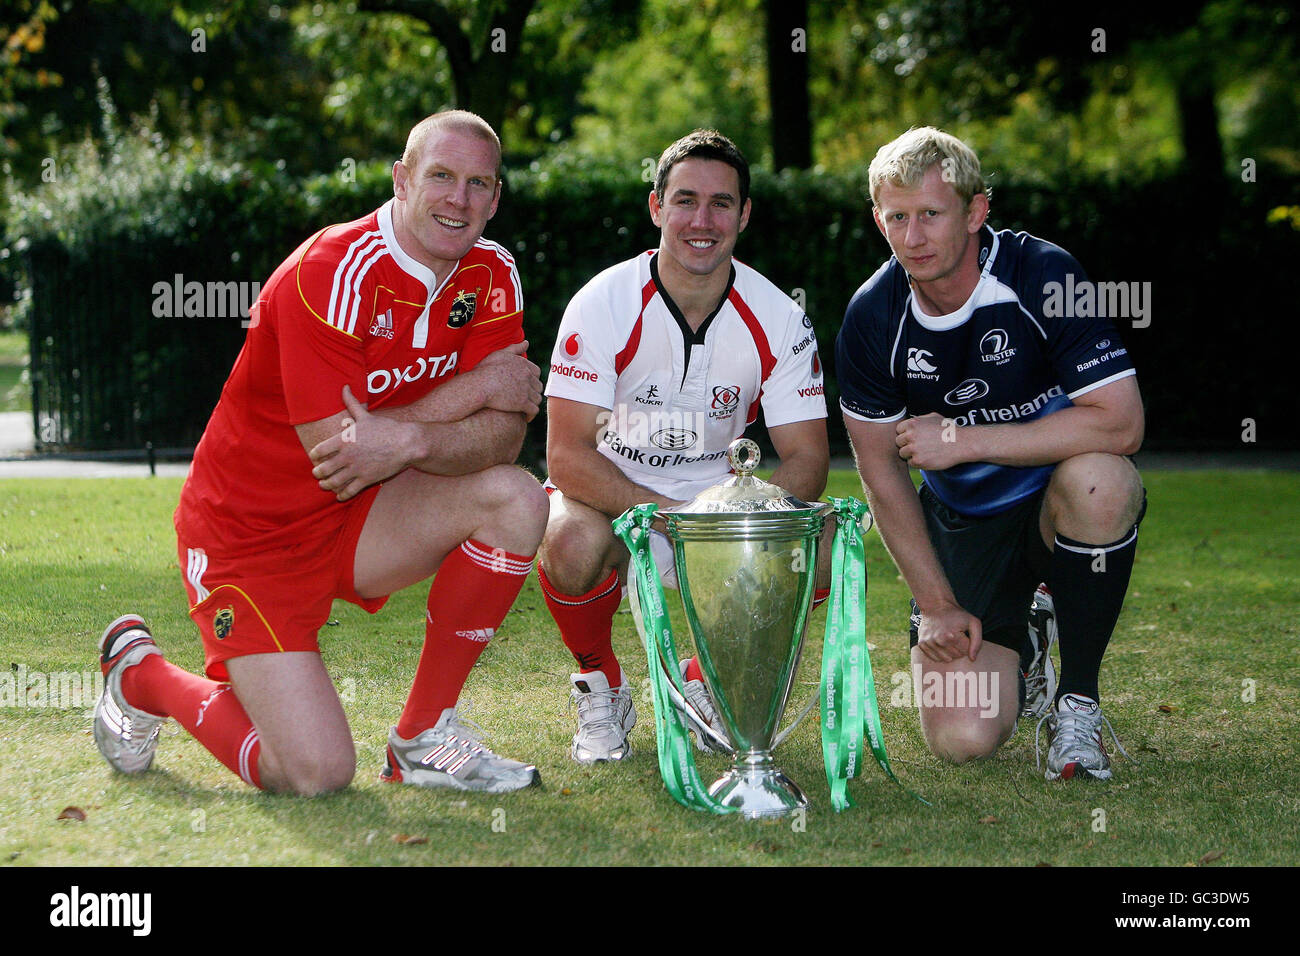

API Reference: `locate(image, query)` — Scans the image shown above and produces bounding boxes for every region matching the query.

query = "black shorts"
[907,482,1052,654]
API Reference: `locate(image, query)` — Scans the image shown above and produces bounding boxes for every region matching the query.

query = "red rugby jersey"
[176,199,524,551]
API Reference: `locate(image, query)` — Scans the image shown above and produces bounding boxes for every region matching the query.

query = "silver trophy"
[656,438,829,818]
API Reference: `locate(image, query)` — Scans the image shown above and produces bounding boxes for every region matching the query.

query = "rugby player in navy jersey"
[836,127,1145,780]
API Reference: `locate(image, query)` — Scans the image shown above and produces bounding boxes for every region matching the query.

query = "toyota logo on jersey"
[711,385,740,411]
[562,332,583,361]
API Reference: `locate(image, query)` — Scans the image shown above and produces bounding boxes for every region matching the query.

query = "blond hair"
[868,127,988,207]
[401,110,502,176]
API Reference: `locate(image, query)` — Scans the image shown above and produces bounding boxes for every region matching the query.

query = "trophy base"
[708,753,809,819]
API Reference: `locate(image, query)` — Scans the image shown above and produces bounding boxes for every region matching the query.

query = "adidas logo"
[369,308,395,339]
[455,628,494,643]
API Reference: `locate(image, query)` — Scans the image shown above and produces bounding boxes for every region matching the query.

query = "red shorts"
[176,485,387,681]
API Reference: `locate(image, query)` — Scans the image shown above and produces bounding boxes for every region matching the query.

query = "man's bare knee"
[468,466,549,553]
[538,492,622,593]
[923,716,1013,764]
[1047,453,1143,540]
[264,745,355,796]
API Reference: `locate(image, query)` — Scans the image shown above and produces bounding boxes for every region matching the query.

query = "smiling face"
[391,126,501,281]
[649,157,751,284]
[873,163,988,302]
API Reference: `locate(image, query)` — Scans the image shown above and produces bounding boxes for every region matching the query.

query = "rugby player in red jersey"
[92,111,547,795]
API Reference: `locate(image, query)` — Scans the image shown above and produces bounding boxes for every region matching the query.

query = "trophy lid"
[666,439,824,516]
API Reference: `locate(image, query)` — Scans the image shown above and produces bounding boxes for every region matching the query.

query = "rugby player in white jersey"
[538,130,832,763]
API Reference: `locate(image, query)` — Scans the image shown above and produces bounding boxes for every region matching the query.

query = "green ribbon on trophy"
[614,503,738,814]
[820,496,907,810]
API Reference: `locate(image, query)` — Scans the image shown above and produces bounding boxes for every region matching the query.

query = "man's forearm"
[373,367,491,425]
[769,452,829,504]
[860,462,958,613]
[549,445,679,517]
[405,409,526,475]
[959,400,1143,467]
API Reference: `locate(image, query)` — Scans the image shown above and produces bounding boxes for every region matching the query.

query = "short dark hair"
[654,129,750,208]
[402,110,502,178]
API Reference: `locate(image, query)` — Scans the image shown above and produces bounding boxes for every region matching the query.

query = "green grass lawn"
[0,331,30,413]
[1,470,1297,866]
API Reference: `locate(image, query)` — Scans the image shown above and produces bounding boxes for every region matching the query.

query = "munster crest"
[447,289,478,328]
[213,607,235,640]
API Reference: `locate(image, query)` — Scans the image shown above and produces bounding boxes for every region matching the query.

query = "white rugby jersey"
[546,251,826,499]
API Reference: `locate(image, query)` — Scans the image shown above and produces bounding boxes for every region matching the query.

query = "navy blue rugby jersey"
[836,226,1136,518]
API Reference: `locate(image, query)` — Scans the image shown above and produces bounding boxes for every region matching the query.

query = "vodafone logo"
[797,384,824,397]
[550,362,597,382]
[812,351,821,376]
[561,332,584,361]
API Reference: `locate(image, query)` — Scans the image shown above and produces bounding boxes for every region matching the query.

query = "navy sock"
[1049,526,1139,704]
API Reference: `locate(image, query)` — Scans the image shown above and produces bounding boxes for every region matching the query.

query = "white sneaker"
[676,658,731,753]
[1021,585,1058,720]
[382,707,540,792]
[93,613,166,774]
[569,669,635,764]
[1036,693,1129,781]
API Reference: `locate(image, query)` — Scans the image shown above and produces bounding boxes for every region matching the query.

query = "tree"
[355,0,538,135]
[765,0,810,170]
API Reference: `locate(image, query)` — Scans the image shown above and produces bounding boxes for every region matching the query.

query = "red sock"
[537,564,622,687]
[121,655,262,788]
[684,656,705,683]
[396,539,535,738]
[813,586,830,610]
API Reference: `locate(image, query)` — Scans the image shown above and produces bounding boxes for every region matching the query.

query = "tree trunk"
[766,0,811,170]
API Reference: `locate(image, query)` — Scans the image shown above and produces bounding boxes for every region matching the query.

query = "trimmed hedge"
[6,137,1298,455]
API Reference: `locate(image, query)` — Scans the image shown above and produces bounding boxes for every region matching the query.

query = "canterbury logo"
[907,348,938,373]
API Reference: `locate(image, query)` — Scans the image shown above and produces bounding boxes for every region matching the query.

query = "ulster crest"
[447,289,478,328]
[213,607,234,640]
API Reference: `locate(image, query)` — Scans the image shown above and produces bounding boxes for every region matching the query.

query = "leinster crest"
[447,289,478,329]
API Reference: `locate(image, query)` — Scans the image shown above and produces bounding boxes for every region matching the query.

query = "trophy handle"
[771,694,819,748]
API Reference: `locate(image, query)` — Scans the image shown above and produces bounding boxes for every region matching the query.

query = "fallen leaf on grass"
[871,841,883,848]
[1035,862,1053,868]
[57,806,86,821]
[391,833,428,845]
[978,815,998,824]
[560,788,573,796]
[1199,849,1225,865]
[1158,704,1175,714]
